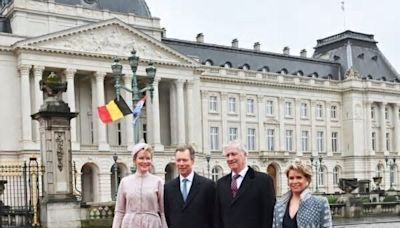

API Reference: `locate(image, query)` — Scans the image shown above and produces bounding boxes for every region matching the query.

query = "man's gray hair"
[222,140,249,155]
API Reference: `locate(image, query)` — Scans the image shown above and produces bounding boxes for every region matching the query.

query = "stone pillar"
[278,97,285,152]
[221,92,228,146]
[65,68,79,150]
[311,100,317,156]
[175,79,186,144]
[380,102,387,154]
[123,74,134,151]
[19,64,33,149]
[169,82,177,145]
[201,91,209,154]
[240,94,247,144]
[365,101,374,155]
[146,89,154,144]
[95,72,109,151]
[393,103,400,155]
[31,73,80,228]
[33,66,45,143]
[152,77,163,151]
[295,98,302,156]
[326,102,332,156]
[257,95,266,151]
[186,80,195,145]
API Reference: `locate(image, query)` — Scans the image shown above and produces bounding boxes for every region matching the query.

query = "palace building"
[1,0,399,202]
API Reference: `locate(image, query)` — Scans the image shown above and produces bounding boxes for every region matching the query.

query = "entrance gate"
[0,158,43,228]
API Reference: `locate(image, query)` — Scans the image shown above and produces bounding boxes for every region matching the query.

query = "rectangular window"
[372,132,376,151]
[385,107,389,120]
[317,131,324,153]
[316,104,323,118]
[301,103,308,118]
[285,101,292,116]
[267,129,275,151]
[331,132,338,153]
[228,97,236,113]
[228,127,238,142]
[210,127,219,150]
[331,106,337,119]
[371,107,375,119]
[247,98,255,114]
[285,130,293,151]
[247,128,256,150]
[386,132,390,151]
[301,131,309,152]
[209,96,217,112]
[266,100,274,116]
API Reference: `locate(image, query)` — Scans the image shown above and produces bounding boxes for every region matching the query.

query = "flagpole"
[341,0,346,30]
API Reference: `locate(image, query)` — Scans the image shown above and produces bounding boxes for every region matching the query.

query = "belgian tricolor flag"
[97,97,132,124]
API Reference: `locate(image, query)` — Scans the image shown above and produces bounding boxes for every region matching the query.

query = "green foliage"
[382,195,398,202]
[326,195,337,204]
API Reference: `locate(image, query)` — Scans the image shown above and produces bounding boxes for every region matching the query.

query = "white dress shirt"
[231,166,249,189]
[180,171,194,194]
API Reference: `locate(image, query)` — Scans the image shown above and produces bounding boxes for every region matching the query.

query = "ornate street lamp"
[205,154,211,179]
[310,155,323,193]
[113,153,118,200]
[111,49,156,144]
[385,156,396,191]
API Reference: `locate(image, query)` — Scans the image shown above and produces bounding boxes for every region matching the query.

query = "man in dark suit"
[164,145,215,228]
[215,140,276,228]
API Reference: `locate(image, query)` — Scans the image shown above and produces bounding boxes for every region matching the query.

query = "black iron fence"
[0,158,43,228]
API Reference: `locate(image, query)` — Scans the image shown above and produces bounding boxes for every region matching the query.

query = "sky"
[146,0,400,72]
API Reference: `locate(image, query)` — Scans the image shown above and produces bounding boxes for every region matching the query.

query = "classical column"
[33,65,45,143]
[278,97,285,152]
[240,94,247,144]
[221,92,228,146]
[380,102,387,154]
[65,68,79,149]
[257,95,266,151]
[19,64,33,148]
[201,91,209,154]
[310,100,317,156]
[365,101,374,155]
[393,103,400,155]
[186,80,195,145]
[95,72,109,151]
[169,82,177,145]
[326,102,332,156]
[145,89,154,144]
[295,98,302,156]
[123,74,134,150]
[152,77,163,151]
[175,79,186,144]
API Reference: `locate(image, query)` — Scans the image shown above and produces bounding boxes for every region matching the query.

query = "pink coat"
[112,172,168,228]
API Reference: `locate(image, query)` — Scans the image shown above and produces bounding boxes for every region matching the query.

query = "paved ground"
[333,216,400,227]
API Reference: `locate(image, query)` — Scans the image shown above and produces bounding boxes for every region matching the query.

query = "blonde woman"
[272,160,332,228]
[112,143,167,228]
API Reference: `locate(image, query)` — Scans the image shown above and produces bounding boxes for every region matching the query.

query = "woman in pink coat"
[112,143,168,228]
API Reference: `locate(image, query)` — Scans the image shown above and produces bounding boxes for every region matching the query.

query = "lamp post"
[310,155,323,193]
[385,156,396,190]
[111,49,156,144]
[113,153,118,200]
[205,154,211,179]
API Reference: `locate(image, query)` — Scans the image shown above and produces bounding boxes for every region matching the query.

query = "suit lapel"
[172,177,185,206]
[231,166,255,205]
[182,173,201,209]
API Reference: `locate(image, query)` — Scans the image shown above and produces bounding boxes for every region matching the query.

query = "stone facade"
[0,0,399,203]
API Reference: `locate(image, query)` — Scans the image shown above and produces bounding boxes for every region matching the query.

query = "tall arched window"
[211,166,223,182]
[333,166,342,185]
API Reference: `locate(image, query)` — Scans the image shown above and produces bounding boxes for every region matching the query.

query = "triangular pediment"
[14,18,197,66]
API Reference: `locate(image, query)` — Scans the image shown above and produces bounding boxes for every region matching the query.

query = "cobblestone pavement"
[333,216,400,227]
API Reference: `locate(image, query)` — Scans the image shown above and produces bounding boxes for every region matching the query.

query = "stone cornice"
[13,46,196,68]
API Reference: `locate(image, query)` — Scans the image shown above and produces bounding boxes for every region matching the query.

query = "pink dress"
[112,172,168,228]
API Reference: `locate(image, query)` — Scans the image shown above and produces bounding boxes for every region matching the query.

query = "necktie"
[182,178,189,202]
[231,174,240,197]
